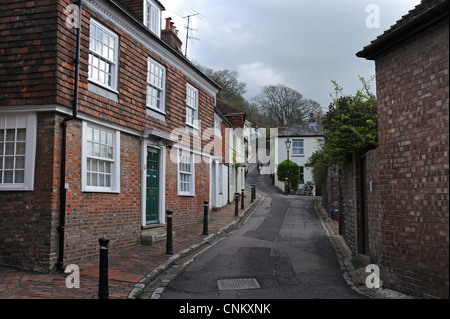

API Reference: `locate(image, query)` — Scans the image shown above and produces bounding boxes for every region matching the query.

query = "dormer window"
[144,0,161,37]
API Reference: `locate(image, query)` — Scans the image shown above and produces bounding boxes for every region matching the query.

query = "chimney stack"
[309,113,317,126]
[161,17,183,54]
[165,17,172,30]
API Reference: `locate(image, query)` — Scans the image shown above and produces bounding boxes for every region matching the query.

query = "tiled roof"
[216,99,246,115]
[277,124,324,137]
[357,0,449,59]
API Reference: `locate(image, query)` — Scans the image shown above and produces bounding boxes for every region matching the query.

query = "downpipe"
[57,0,82,272]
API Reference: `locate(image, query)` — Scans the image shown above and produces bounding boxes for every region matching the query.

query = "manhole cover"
[217,278,261,291]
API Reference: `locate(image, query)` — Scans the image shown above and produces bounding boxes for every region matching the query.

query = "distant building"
[272,120,324,196]
[216,99,248,203]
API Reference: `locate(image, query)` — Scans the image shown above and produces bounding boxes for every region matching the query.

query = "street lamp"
[285,138,291,195]
[255,124,259,165]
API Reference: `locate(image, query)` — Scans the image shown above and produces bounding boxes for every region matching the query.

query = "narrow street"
[152,165,366,299]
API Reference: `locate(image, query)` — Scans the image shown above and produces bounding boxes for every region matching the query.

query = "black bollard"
[166,210,173,255]
[234,193,239,216]
[251,184,256,202]
[241,189,245,209]
[98,237,110,300]
[203,201,209,235]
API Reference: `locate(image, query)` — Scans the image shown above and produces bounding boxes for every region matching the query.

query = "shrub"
[277,160,301,192]
[322,77,378,164]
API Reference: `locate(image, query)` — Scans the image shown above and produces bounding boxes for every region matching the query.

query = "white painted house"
[272,123,324,195]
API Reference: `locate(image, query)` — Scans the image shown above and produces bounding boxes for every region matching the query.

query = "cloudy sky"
[162,0,421,109]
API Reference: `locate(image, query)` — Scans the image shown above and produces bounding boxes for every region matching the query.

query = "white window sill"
[186,124,199,135]
[146,107,167,122]
[178,193,195,197]
[88,80,119,102]
[82,187,120,194]
[0,185,34,191]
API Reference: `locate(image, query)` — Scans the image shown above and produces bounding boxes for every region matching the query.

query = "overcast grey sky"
[162,1,421,109]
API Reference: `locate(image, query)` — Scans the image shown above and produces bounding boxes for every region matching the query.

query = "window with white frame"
[147,58,166,113]
[186,84,199,128]
[178,150,194,196]
[0,113,36,191]
[82,122,120,193]
[229,164,234,188]
[144,0,161,36]
[214,117,222,137]
[89,19,119,91]
[292,139,304,156]
[218,164,223,194]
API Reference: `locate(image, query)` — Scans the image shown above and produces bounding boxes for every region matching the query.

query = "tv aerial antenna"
[177,9,205,57]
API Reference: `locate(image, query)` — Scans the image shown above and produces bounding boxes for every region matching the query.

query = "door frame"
[141,140,166,226]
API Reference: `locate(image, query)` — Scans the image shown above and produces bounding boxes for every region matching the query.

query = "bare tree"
[253,84,322,127]
[196,66,247,105]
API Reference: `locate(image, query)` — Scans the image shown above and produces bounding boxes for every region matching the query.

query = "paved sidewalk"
[0,186,260,299]
[314,199,415,299]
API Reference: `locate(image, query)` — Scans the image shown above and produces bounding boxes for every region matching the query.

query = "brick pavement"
[0,185,258,299]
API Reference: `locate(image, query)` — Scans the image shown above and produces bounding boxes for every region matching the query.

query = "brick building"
[355,0,449,298]
[216,99,248,203]
[0,0,220,273]
[210,104,231,210]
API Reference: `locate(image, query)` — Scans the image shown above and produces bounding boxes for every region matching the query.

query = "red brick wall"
[321,166,339,220]
[0,112,60,272]
[62,119,142,266]
[165,151,210,229]
[364,149,383,264]
[338,155,358,254]
[0,0,59,107]
[373,19,449,298]
[1,0,217,271]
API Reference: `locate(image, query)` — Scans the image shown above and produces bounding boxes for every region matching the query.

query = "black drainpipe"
[57,0,82,272]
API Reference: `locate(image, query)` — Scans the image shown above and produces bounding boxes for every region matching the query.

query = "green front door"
[146,148,160,224]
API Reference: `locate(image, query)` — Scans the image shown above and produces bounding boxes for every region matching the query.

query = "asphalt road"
[157,165,366,299]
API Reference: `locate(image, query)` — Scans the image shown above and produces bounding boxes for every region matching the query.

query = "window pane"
[15,170,24,183]
[6,129,15,141]
[109,35,115,47]
[108,48,114,61]
[92,159,98,172]
[4,171,13,183]
[100,145,107,158]
[16,142,25,155]
[94,143,100,157]
[99,174,105,187]
[17,129,26,141]
[5,143,14,155]
[107,146,114,159]
[94,128,100,142]
[97,28,103,45]
[98,161,104,173]
[99,69,105,84]
[15,156,25,169]
[107,132,113,145]
[86,141,93,156]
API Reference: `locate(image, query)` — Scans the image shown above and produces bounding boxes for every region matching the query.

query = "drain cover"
[217,278,261,291]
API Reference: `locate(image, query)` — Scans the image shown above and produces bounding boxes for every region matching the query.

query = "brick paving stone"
[0,185,255,299]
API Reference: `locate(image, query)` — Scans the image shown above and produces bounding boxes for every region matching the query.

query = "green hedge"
[277,160,300,192]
